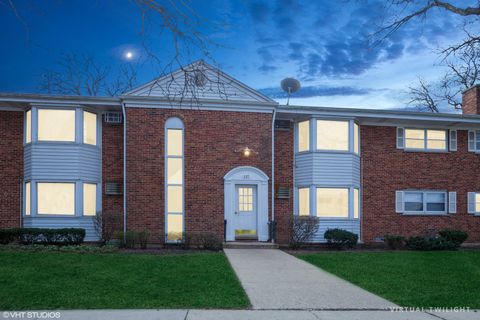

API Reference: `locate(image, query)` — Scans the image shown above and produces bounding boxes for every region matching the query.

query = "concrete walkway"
[4,309,478,320]
[224,249,396,310]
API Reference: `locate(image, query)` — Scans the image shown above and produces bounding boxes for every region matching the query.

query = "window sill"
[296,150,359,156]
[24,215,92,218]
[401,212,449,216]
[403,149,449,154]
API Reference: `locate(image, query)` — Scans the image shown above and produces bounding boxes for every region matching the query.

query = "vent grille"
[104,112,122,124]
[274,120,292,131]
[275,185,291,199]
[105,182,123,195]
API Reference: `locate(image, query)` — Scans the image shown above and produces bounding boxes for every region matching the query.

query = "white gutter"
[271,109,276,243]
[121,102,127,244]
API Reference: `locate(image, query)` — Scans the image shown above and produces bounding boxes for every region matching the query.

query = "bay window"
[83,111,97,145]
[83,183,97,216]
[316,120,349,151]
[37,183,75,215]
[38,109,75,142]
[298,120,310,152]
[298,187,310,216]
[25,110,31,144]
[354,188,359,219]
[25,182,31,216]
[316,188,349,218]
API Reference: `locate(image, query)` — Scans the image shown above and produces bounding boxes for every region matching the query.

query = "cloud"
[259,85,377,99]
[247,0,460,79]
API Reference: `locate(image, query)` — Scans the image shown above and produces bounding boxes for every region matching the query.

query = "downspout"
[121,102,127,244]
[271,108,276,243]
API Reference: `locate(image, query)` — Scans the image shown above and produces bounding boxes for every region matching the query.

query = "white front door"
[234,185,257,239]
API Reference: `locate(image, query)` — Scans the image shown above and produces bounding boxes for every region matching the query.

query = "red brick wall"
[462,85,480,115]
[274,125,294,245]
[102,121,124,233]
[361,126,480,243]
[125,108,272,243]
[0,111,23,228]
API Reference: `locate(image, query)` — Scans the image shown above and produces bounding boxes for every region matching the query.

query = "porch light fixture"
[235,146,258,157]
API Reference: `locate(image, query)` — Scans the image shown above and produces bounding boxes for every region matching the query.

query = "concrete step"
[223,241,279,249]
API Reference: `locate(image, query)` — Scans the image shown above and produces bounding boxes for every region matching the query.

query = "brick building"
[1,61,480,244]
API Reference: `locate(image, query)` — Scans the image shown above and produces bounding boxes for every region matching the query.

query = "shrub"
[384,234,405,250]
[0,243,118,253]
[324,228,358,249]
[182,232,222,250]
[289,216,320,249]
[18,228,85,246]
[137,230,150,249]
[405,236,457,251]
[438,229,468,246]
[0,228,20,244]
[92,211,123,244]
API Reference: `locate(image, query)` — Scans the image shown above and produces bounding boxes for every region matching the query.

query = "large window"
[316,120,349,151]
[405,129,447,151]
[83,111,97,145]
[166,118,184,242]
[404,191,446,214]
[83,183,97,216]
[298,187,310,216]
[37,183,75,215]
[316,188,349,218]
[38,109,75,142]
[25,110,31,144]
[298,120,310,152]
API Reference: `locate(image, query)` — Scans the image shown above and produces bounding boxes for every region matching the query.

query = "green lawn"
[0,251,249,310]
[298,250,480,308]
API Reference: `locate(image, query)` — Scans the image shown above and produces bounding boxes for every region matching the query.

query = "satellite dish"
[281,78,301,105]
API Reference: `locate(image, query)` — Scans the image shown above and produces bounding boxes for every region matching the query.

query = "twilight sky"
[0,0,477,110]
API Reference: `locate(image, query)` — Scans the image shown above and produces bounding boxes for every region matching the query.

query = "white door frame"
[224,166,269,242]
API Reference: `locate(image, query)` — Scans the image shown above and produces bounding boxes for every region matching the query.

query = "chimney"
[462,84,480,115]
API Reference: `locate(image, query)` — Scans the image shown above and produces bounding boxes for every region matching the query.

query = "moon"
[125,51,133,60]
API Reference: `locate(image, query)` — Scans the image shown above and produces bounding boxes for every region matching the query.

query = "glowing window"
[316,188,349,218]
[316,120,349,151]
[25,182,31,216]
[38,109,75,142]
[83,111,97,145]
[37,183,75,215]
[298,188,310,216]
[298,120,310,152]
[83,183,97,216]
[25,110,31,143]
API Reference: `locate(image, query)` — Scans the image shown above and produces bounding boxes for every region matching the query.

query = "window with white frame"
[38,109,76,142]
[25,110,31,144]
[403,191,446,214]
[298,120,310,152]
[316,188,349,218]
[354,188,359,219]
[37,183,75,215]
[25,182,31,216]
[316,120,349,151]
[353,123,359,154]
[298,187,310,216]
[166,118,184,242]
[404,129,447,151]
[83,183,97,216]
[468,130,480,152]
[83,111,97,145]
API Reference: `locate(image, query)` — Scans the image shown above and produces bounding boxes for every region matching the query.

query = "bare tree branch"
[408,78,441,112]
[39,53,137,97]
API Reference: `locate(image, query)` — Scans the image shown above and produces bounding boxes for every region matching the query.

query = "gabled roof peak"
[124,60,276,105]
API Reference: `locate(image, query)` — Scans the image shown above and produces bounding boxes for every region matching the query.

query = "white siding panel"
[25,144,100,181]
[308,219,360,242]
[295,153,360,186]
[23,217,99,241]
